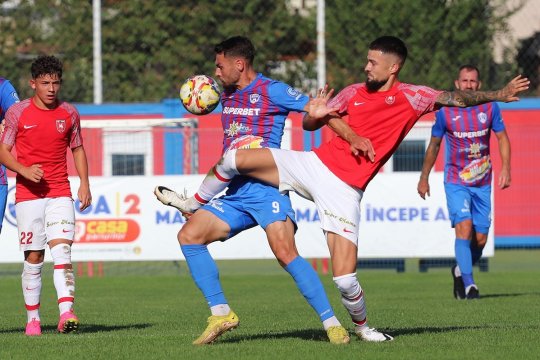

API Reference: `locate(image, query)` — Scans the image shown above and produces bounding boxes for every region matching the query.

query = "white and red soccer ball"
[179,75,221,115]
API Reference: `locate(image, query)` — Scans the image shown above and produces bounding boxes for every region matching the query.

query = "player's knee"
[333,273,361,298]
[267,231,298,265]
[272,244,297,266]
[221,149,238,173]
[24,251,45,264]
[475,234,488,248]
[22,261,43,280]
[50,243,72,265]
[177,225,204,245]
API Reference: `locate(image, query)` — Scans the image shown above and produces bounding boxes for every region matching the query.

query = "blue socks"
[285,256,334,321]
[181,244,227,307]
[455,238,474,288]
[181,245,335,323]
[471,242,484,265]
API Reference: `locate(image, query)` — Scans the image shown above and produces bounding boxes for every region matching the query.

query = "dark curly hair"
[214,36,255,65]
[31,55,63,80]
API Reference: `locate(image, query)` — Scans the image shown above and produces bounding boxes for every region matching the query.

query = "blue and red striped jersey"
[220,73,308,152]
[432,102,505,186]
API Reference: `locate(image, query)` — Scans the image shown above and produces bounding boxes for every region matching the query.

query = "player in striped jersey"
[0,77,20,234]
[418,65,511,300]
[159,36,529,341]
[155,36,349,344]
[0,56,92,336]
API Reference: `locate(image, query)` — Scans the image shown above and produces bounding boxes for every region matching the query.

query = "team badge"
[286,87,302,100]
[56,119,66,133]
[249,94,260,104]
[478,112,487,124]
[385,96,395,105]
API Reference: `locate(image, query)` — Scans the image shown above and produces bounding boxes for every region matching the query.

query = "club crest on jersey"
[385,96,395,105]
[249,94,260,104]
[478,112,487,124]
[56,119,66,133]
[286,87,302,100]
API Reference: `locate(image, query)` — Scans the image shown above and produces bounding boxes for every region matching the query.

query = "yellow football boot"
[326,325,350,344]
[193,311,239,345]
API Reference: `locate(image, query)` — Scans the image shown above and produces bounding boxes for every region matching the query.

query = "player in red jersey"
[0,55,92,336]
[164,36,529,341]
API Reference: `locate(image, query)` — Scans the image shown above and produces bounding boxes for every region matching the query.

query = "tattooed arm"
[435,75,530,107]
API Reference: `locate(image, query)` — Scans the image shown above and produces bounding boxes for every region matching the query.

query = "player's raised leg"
[155,149,279,215]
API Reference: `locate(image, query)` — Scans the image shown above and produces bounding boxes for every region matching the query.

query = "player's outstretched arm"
[303,85,340,129]
[435,75,530,107]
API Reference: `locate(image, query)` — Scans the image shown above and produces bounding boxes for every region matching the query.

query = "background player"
[0,55,92,336]
[155,36,349,345]
[0,77,20,234]
[417,65,511,299]
[159,36,528,341]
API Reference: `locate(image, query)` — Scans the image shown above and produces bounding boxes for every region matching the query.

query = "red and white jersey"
[314,82,442,190]
[1,98,83,203]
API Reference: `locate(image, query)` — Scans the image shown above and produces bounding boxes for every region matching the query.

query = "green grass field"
[1,250,539,359]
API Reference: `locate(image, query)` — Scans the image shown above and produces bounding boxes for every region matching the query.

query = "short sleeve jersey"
[221,73,308,152]
[432,102,504,186]
[314,82,442,190]
[1,98,83,203]
[0,77,20,185]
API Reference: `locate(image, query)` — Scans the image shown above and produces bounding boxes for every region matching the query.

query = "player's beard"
[365,78,388,92]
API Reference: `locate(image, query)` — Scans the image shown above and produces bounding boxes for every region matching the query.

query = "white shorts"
[16,197,76,251]
[269,149,363,245]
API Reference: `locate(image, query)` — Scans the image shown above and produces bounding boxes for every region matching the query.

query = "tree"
[517,32,540,96]
[0,0,315,102]
[325,0,520,91]
[0,0,525,102]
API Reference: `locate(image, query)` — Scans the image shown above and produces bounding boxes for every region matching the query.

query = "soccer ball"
[179,75,221,115]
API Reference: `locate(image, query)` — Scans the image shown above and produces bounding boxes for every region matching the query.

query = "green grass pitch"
[0,250,539,359]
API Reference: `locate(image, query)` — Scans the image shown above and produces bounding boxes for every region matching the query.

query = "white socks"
[50,244,75,314]
[333,273,368,327]
[322,316,342,330]
[195,149,239,203]
[210,304,231,316]
[22,261,43,322]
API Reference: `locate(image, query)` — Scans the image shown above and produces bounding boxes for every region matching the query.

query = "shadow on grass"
[218,326,491,344]
[480,292,540,299]
[220,328,332,343]
[0,323,152,335]
[215,320,540,344]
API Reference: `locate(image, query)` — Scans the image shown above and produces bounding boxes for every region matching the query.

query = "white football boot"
[154,186,200,217]
[356,325,394,342]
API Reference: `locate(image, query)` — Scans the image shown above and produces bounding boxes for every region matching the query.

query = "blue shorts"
[444,183,491,234]
[201,176,297,239]
[0,184,7,233]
